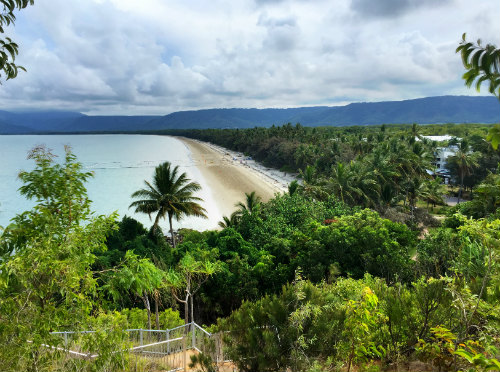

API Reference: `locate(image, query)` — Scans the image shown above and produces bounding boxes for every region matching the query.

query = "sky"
[0,0,499,115]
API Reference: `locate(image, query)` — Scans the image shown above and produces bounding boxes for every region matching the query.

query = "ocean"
[0,134,221,231]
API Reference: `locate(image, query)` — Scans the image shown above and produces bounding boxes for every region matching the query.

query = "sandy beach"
[179,137,297,218]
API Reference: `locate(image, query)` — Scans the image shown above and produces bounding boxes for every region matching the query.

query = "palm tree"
[457,35,500,149]
[422,178,447,208]
[405,176,428,218]
[129,162,207,248]
[447,140,480,203]
[218,211,241,229]
[327,162,359,204]
[410,123,422,141]
[366,146,400,206]
[457,34,500,99]
[348,161,380,207]
[327,161,379,207]
[235,191,262,215]
[288,180,301,196]
[300,165,316,184]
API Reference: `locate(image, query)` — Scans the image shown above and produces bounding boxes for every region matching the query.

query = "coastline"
[178,137,297,219]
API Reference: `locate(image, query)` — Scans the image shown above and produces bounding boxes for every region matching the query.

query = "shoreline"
[177,137,297,219]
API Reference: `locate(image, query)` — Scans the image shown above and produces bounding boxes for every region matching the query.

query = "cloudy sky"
[1,0,499,115]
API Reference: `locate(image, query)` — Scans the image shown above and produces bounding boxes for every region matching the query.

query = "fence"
[47,322,229,372]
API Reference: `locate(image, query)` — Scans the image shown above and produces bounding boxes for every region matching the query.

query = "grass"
[415,201,450,216]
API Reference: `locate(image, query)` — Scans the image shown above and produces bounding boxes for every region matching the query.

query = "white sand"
[178,137,298,219]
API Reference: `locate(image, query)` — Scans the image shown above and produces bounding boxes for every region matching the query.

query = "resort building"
[420,135,459,184]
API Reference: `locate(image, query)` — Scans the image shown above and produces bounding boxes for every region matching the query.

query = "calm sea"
[0,134,221,231]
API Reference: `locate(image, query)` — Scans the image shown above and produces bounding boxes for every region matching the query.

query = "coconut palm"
[235,191,262,215]
[218,211,241,229]
[300,165,316,184]
[405,177,429,217]
[447,140,480,203]
[457,35,500,148]
[366,146,400,205]
[457,34,500,99]
[348,161,380,207]
[422,178,447,208]
[326,162,357,204]
[327,161,378,207]
[129,161,207,248]
[288,180,301,196]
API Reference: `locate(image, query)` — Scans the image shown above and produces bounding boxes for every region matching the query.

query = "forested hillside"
[1,96,499,134]
[150,96,500,129]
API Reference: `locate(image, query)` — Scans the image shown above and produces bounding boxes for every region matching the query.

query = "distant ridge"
[0,96,498,134]
[150,96,500,129]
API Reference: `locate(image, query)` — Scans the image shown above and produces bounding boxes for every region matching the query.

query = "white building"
[420,135,460,184]
[432,146,458,184]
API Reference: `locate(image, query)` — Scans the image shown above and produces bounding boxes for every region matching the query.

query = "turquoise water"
[0,134,221,231]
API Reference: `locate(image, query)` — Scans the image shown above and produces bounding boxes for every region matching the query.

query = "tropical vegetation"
[1,123,499,371]
[2,30,500,372]
[129,161,207,248]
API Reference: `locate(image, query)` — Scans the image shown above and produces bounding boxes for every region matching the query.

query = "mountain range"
[1,95,499,134]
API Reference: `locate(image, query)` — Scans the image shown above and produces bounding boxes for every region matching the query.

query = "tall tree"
[218,211,241,229]
[104,251,165,330]
[422,177,447,208]
[328,162,352,204]
[447,140,480,202]
[130,161,207,248]
[165,253,220,325]
[236,191,262,215]
[328,160,380,207]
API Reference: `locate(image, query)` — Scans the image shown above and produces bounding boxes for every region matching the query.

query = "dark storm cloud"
[350,0,453,18]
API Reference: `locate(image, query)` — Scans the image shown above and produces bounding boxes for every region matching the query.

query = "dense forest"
[162,123,500,219]
[1,121,500,372]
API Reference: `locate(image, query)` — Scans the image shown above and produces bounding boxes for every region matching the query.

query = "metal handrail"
[50,322,194,336]
[194,323,212,336]
[129,337,183,351]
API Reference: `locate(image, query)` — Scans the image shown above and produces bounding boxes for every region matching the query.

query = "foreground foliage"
[0,0,34,81]
[0,146,128,371]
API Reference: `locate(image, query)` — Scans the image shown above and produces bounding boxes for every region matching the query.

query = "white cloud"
[0,0,498,115]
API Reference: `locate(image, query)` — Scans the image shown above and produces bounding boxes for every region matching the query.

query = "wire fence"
[47,322,229,372]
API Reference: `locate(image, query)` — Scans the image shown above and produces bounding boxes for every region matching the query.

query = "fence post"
[183,336,187,371]
[191,322,195,350]
[166,329,170,354]
[139,329,143,347]
[64,332,68,349]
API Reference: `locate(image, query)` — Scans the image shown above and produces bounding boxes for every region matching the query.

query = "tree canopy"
[129,161,207,247]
